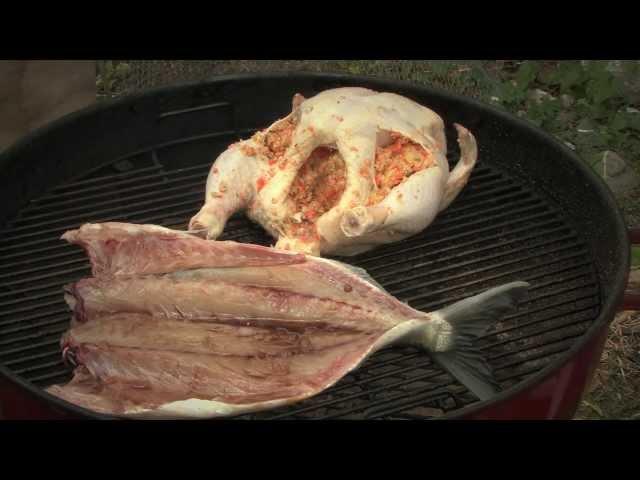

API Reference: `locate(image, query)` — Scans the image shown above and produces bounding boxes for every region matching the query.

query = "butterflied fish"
[47,222,529,419]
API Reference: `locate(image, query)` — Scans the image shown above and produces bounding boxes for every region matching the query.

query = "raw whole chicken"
[47,222,529,419]
[189,87,478,256]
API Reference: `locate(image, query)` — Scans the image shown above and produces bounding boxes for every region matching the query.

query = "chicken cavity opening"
[285,146,347,242]
[253,116,297,167]
[367,132,435,205]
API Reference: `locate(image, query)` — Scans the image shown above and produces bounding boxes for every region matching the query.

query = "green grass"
[633,246,640,267]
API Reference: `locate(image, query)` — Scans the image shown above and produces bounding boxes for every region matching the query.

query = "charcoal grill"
[0,73,633,420]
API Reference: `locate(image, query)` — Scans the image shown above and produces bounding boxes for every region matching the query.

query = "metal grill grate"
[0,128,601,419]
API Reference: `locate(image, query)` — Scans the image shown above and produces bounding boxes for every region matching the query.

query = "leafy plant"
[97,61,132,97]
[490,60,640,180]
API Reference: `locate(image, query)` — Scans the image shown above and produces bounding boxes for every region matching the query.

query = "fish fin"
[427,281,530,401]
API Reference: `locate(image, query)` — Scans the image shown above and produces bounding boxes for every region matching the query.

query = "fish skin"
[48,222,529,418]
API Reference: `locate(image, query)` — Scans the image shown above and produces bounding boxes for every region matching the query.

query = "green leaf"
[470,65,487,83]
[622,61,640,76]
[628,113,640,131]
[599,127,613,145]
[586,78,615,104]
[515,61,540,89]
[585,60,609,76]
[116,62,131,77]
[590,102,611,121]
[584,152,604,171]
[550,61,585,93]
[430,61,452,76]
[632,246,640,267]
[610,112,630,132]
[584,64,624,105]
[347,63,363,75]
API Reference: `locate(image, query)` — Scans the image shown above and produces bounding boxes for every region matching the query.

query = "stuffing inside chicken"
[189,87,477,256]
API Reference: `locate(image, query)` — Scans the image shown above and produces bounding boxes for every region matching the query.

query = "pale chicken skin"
[189,87,478,256]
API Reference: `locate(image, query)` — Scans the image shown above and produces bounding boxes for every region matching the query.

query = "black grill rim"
[0,72,630,420]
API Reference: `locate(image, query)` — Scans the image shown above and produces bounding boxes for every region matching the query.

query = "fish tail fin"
[422,281,530,401]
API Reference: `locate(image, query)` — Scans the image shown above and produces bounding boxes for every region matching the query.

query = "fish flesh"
[47,222,529,419]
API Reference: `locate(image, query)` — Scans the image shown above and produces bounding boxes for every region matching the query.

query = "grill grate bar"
[0,256,89,281]
[498,288,598,325]
[51,164,164,191]
[0,331,65,353]
[0,298,72,318]
[414,203,553,241]
[29,371,72,385]
[0,315,69,337]
[0,191,203,244]
[455,177,513,196]
[11,176,207,227]
[408,254,592,308]
[396,245,587,300]
[0,250,85,272]
[413,275,595,320]
[359,390,456,420]
[353,211,560,267]
[369,224,570,277]
[320,383,459,420]
[448,181,520,205]
[0,203,203,263]
[33,128,255,197]
[0,266,89,297]
[429,190,533,219]
[379,234,579,291]
[13,360,65,376]
[423,197,543,232]
[483,308,597,353]
[0,338,62,357]
[0,291,68,309]
[494,336,582,371]
[30,164,208,206]
[0,217,249,276]
[328,356,437,395]
[497,364,560,383]
[0,200,202,258]
[3,350,62,367]
[269,367,448,419]
[0,306,70,329]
